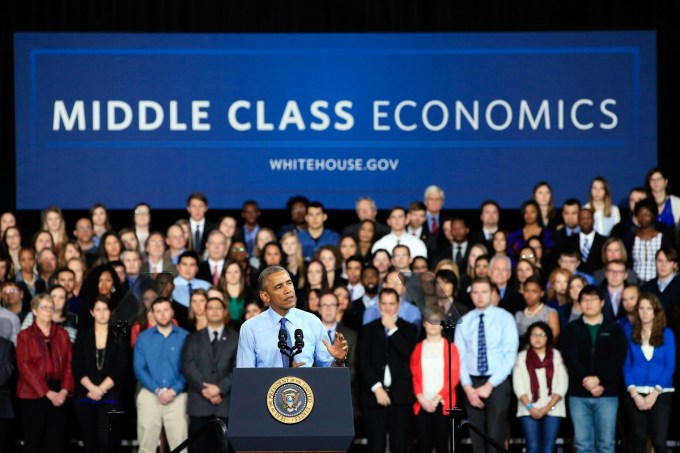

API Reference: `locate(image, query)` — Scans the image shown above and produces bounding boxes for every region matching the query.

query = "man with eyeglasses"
[73,217,98,268]
[561,285,627,453]
[602,259,628,321]
[143,231,178,276]
[557,248,596,285]
[319,292,357,374]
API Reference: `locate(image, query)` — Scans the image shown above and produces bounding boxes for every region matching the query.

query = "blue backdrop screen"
[14,32,657,209]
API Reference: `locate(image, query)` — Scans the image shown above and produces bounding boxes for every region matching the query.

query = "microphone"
[278,328,288,353]
[294,329,304,353]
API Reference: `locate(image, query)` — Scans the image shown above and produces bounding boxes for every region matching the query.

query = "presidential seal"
[267,376,315,424]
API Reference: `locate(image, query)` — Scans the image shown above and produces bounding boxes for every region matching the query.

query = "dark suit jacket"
[356,318,417,408]
[471,230,494,253]
[410,227,440,258]
[197,260,226,284]
[348,296,370,331]
[499,287,526,314]
[192,220,215,255]
[343,221,391,241]
[0,337,14,419]
[431,241,472,269]
[142,258,178,277]
[181,326,239,418]
[602,290,627,322]
[570,232,606,275]
[641,277,680,329]
[554,227,579,255]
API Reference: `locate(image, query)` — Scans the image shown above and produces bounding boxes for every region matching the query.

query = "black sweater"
[561,316,628,398]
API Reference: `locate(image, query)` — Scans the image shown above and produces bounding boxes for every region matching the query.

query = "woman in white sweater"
[513,321,569,453]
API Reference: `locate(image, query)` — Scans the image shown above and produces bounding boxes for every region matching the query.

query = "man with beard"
[348,265,381,330]
[134,297,190,453]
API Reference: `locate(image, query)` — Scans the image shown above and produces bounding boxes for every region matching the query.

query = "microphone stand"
[441,318,460,453]
[279,332,304,368]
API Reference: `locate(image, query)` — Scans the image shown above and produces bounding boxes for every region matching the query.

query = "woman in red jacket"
[16,293,74,453]
[410,305,460,453]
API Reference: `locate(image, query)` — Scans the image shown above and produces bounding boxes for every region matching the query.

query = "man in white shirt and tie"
[371,207,428,259]
[186,192,214,255]
[197,230,228,286]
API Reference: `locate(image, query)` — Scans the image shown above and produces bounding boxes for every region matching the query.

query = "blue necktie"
[582,237,590,262]
[187,282,193,302]
[477,313,488,375]
[280,317,292,367]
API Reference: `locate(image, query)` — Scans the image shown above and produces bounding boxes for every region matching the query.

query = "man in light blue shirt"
[171,251,211,307]
[362,270,422,328]
[455,277,518,453]
[237,266,348,368]
[134,297,189,453]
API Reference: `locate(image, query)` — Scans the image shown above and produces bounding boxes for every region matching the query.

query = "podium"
[228,367,355,452]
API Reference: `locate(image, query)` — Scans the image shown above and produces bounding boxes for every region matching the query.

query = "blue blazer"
[623,327,675,389]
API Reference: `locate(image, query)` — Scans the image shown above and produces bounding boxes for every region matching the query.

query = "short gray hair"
[424,185,445,201]
[489,255,511,271]
[258,265,289,291]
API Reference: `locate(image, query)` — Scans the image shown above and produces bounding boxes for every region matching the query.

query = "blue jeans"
[568,396,618,453]
[520,415,562,453]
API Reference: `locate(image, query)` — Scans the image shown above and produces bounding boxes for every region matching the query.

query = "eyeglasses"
[231,247,246,253]
[135,209,150,215]
[3,289,18,295]
[38,305,55,312]
[530,332,547,338]
[520,253,535,259]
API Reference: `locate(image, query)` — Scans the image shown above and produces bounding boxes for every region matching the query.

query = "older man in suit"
[182,297,239,453]
[143,231,178,276]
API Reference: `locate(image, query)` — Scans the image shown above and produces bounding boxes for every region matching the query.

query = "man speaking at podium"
[236,266,349,368]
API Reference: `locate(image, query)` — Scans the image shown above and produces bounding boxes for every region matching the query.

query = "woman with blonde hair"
[585,176,621,236]
[42,206,68,254]
[249,227,277,270]
[280,231,305,289]
[593,237,638,285]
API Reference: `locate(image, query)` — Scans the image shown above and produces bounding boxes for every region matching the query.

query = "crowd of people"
[0,166,679,453]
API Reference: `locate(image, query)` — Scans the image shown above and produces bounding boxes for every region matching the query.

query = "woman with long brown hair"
[219,259,252,326]
[622,293,675,453]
